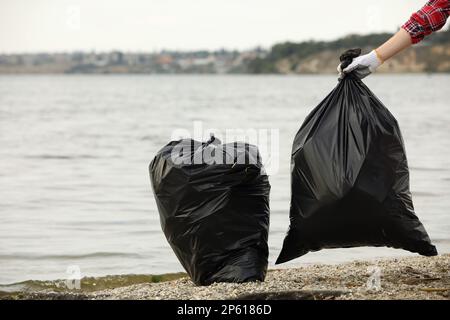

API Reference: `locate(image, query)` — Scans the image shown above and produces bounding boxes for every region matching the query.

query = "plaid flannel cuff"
[402,20,424,44]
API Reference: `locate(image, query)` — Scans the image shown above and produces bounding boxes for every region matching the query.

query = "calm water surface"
[0,74,449,285]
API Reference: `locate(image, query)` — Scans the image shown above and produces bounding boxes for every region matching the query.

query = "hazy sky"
[0,0,431,53]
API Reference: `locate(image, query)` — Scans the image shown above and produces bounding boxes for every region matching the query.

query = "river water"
[0,74,448,286]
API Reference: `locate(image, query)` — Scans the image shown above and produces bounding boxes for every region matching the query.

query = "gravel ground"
[89,254,449,300]
[4,254,449,300]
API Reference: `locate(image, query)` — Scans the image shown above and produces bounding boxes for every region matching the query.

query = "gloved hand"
[337,50,383,79]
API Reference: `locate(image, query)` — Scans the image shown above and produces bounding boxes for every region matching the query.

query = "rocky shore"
[3,254,449,300]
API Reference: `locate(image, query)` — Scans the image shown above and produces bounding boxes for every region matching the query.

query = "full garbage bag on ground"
[150,136,270,285]
[276,50,437,264]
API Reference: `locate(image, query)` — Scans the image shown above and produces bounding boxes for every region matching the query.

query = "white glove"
[337,50,383,79]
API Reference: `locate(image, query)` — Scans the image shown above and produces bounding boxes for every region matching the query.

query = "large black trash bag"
[149,136,270,285]
[276,49,437,264]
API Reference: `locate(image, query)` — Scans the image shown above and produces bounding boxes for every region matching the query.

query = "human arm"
[338,0,450,78]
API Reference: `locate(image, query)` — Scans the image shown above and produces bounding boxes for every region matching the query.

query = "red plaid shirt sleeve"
[402,0,450,44]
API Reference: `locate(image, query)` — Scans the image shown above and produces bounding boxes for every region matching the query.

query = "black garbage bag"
[276,49,437,264]
[150,136,270,285]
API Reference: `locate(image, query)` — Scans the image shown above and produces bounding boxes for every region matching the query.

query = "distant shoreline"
[0,72,448,76]
[1,31,449,75]
[2,254,448,300]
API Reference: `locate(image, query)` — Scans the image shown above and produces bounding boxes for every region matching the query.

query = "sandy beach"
[3,254,448,300]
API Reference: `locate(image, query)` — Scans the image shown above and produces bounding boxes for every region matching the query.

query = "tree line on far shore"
[246,29,450,74]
